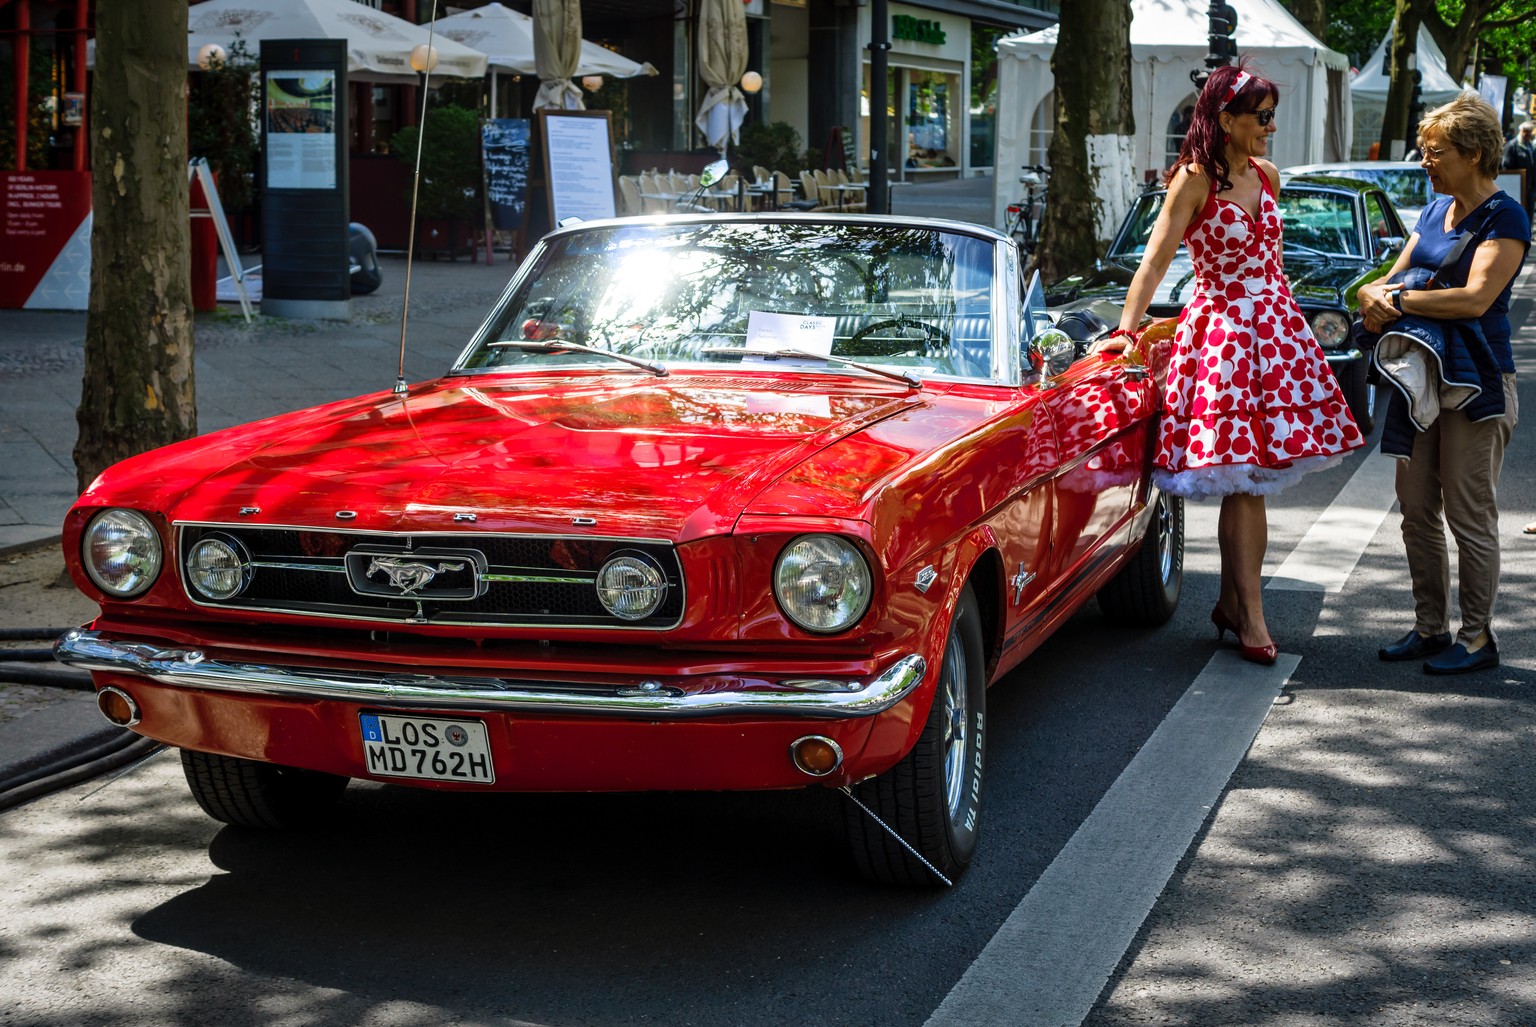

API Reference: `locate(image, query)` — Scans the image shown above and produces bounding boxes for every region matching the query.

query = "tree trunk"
[1378,2,1420,161]
[75,0,196,493]
[1034,0,1134,283]
[1288,0,1327,43]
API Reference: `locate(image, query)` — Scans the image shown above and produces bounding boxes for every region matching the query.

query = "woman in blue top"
[1358,92,1529,674]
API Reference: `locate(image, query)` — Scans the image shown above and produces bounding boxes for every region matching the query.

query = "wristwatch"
[1391,289,1407,313]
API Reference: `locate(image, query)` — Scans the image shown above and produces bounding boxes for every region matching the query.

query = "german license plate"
[359,713,495,784]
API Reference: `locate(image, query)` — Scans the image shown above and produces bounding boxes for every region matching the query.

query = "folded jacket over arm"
[1359,267,1506,457]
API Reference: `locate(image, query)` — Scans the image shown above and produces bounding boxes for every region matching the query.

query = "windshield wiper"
[1282,241,1335,264]
[487,339,668,377]
[700,346,923,389]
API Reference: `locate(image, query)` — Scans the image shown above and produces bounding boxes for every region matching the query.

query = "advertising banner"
[265,71,338,190]
[0,171,92,310]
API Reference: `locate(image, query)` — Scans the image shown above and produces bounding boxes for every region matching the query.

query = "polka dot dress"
[1154,167,1365,499]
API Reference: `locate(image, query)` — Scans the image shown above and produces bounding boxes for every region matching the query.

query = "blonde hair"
[1417,92,1504,178]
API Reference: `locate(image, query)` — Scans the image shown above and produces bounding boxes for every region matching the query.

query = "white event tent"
[993,0,1352,237]
[1348,26,1463,160]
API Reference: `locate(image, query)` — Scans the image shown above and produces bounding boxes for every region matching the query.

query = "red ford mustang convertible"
[57,214,1181,886]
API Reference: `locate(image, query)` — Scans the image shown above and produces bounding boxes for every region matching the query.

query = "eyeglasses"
[1421,145,1452,163]
[1249,108,1276,126]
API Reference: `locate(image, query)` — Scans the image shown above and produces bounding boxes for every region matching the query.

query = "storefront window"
[907,70,958,169]
[858,66,900,173]
[969,25,1007,170]
[1165,93,1196,171]
[1030,90,1054,168]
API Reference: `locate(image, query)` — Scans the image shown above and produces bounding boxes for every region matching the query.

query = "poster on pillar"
[0,171,93,310]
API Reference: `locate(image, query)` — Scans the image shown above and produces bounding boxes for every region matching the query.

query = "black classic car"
[1283,161,1441,231]
[1047,177,1405,433]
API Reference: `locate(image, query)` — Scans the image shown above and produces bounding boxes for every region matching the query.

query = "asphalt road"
[5,411,1535,1026]
[1,260,1533,1027]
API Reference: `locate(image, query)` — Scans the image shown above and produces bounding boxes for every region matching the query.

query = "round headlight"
[82,509,162,598]
[1310,309,1351,349]
[186,534,252,600]
[596,552,667,621]
[774,535,873,634]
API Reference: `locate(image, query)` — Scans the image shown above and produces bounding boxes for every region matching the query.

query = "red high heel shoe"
[1239,640,1279,665]
[1212,606,1278,664]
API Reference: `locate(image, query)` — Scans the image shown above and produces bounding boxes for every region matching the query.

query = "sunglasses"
[1249,108,1277,126]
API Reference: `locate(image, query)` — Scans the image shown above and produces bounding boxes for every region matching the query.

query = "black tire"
[1098,490,1184,626]
[1339,356,1375,435]
[180,749,348,829]
[844,584,985,887]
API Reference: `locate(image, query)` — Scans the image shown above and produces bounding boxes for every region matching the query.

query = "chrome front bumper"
[54,629,926,720]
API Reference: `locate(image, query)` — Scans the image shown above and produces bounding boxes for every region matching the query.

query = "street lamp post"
[868,0,890,214]
[1192,1,1238,91]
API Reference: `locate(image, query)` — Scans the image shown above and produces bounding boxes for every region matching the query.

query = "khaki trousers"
[1395,373,1518,646]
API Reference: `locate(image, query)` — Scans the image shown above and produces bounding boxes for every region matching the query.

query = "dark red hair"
[1169,60,1279,193]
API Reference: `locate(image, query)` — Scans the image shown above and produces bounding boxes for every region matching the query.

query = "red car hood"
[88,374,931,540]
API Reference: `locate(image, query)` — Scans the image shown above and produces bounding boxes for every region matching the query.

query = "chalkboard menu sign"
[483,118,531,230]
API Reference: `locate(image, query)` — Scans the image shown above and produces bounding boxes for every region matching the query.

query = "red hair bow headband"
[1218,71,1252,111]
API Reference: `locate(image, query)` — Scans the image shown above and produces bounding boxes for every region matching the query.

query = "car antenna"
[394,0,442,396]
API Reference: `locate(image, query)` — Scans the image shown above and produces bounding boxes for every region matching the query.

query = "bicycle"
[1003,165,1049,256]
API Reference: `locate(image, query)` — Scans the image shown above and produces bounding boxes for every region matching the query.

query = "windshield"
[1110,193,1165,257]
[458,222,1000,381]
[1276,190,1361,256]
[1109,188,1363,258]
[1311,168,1436,210]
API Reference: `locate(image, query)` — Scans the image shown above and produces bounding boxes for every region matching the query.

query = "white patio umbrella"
[695,0,748,152]
[532,0,584,111]
[431,2,655,117]
[88,0,489,80]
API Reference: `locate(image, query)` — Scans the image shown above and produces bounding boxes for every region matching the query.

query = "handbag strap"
[1428,198,1502,288]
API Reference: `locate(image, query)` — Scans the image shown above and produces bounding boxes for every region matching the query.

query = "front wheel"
[181,749,348,829]
[844,584,986,887]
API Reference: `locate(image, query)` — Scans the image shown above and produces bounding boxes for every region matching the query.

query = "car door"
[1038,348,1158,584]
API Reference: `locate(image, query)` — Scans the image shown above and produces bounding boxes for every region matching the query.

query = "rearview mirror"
[1025,328,1076,381]
[698,159,730,188]
[1375,235,1406,260]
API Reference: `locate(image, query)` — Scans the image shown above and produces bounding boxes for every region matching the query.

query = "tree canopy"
[1284,0,1536,92]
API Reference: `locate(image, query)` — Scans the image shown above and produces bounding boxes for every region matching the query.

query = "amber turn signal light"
[790,735,843,777]
[96,686,141,727]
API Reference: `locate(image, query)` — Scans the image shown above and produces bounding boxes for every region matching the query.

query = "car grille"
[176,525,686,629]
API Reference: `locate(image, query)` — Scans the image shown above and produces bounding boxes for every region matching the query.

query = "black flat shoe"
[1379,629,1453,661]
[1424,641,1500,675]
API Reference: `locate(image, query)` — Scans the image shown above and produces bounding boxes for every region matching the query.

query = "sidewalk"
[0,175,996,554]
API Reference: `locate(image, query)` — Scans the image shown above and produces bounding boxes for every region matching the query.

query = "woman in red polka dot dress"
[1095,62,1365,664]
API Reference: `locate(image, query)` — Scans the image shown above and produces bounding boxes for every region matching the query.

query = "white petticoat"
[1154,453,1344,500]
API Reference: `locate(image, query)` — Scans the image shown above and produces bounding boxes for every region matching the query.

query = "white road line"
[1266,444,1400,593]
[925,650,1298,1027]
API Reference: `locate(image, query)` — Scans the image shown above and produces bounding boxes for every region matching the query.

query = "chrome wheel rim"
[1157,496,1176,585]
[941,636,969,822]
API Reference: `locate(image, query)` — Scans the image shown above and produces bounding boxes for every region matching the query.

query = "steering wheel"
[846,316,951,354]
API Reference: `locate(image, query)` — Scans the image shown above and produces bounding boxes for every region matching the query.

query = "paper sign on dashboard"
[745,311,835,357]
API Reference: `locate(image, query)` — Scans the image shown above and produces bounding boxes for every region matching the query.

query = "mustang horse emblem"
[365,557,467,596]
